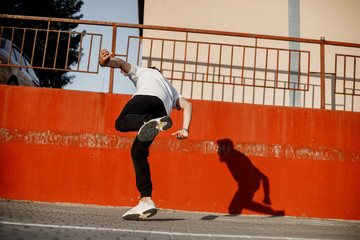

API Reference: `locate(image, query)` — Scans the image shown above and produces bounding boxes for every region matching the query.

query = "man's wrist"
[182,128,189,133]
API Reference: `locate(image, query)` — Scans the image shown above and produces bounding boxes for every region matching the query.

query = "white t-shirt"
[127,65,181,115]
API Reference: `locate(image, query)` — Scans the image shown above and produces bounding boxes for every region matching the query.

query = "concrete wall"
[0,85,359,220]
[140,0,360,111]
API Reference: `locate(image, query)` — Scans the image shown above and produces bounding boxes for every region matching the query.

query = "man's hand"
[172,129,189,140]
[99,49,113,67]
[99,49,131,72]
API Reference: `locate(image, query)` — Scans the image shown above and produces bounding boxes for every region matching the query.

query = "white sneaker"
[122,200,158,221]
[138,116,172,142]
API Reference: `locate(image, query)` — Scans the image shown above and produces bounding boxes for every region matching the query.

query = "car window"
[12,47,21,64]
[14,45,31,67]
[1,39,40,84]
[23,55,38,79]
[28,67,39,80]
[1,39,11,59]
[20,55,30,74]
[0,39,9,50]
[20,52,27,66]
[11,45,32,74]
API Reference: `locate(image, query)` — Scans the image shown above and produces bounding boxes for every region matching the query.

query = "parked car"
[0,38,40,86]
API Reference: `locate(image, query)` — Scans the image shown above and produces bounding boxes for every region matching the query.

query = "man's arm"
[172,97,193,140]
[99,49,131,73]
[258,170,271,205]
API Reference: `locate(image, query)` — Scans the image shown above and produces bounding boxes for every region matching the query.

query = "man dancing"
[99,49,193,220]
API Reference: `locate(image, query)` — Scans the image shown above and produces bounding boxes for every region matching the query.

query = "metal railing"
[1,14,359,110]
[126,35,312,101]
[0,26,102,74]
[335,54,360,96]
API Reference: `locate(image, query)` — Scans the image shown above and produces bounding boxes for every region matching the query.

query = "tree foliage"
[0,0,84,88]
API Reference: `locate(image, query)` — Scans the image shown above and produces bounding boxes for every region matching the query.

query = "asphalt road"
[0,199,359,240]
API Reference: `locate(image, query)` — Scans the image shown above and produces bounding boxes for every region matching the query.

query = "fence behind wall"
[0,14,359,111]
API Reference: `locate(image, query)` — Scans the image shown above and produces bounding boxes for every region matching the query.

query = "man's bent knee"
[115,118,128,132]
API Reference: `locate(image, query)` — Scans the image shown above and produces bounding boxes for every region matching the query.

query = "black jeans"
[115,95,167,198]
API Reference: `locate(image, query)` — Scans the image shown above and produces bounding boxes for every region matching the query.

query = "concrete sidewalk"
[0,199,359,240]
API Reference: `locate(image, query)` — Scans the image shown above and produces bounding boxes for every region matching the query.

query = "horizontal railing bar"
[0,26,102,36]
[169,77,308,91]
[0,63,98,74]
[128,35,312,53]
[335,53,360,58]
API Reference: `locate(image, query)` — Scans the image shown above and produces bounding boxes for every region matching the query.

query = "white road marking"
[0,220,335,240]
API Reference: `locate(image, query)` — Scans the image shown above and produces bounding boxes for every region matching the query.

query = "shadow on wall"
[211,139,285,217]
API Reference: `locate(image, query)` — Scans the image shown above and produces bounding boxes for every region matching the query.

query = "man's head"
[217,139,234,156]
[149,66,161,73]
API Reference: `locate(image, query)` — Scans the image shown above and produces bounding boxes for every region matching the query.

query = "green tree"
[0,0,84,88]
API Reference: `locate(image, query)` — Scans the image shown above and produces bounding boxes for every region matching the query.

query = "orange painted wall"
[0,85,359,220]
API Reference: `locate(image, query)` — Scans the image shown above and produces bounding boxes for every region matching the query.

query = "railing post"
[320,37,325,109]
[109,25,117,93]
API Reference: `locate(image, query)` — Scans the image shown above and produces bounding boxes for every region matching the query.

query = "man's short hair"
[149,66,161,73]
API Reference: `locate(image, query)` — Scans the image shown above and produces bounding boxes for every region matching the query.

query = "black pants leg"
[115,95,167,198]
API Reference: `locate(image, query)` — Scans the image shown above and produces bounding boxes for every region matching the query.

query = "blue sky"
[63,0,139,94]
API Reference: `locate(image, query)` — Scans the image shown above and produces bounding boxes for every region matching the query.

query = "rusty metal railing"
[1,14,359,110]
[0,26,102,73]
[126,36,311,94]
[335,54,360,96]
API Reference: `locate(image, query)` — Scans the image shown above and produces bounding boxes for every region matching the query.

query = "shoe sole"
[122,208,158,221]
[158,116,172,131]
[138,116,172,142]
